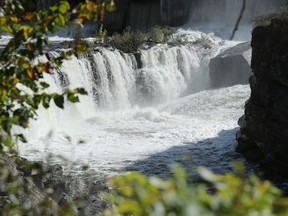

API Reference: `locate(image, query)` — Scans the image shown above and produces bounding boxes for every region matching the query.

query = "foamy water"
[19,85,252,178]
[14,31,254,178]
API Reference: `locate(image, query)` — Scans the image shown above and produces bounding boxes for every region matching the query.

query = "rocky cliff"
[237,15,288,176]
[0,156,110,215]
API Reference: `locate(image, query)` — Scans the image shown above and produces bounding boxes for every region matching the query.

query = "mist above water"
[184,0,285,40]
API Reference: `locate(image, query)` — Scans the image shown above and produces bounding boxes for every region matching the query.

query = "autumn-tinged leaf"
[36,64,48,73]
[10,16,19,23]
[22,12,34,21]
[26,69,36,80]
[27,43,34,51]
[20,26,33,40]
[86,2,97,12]
[77,16,85,24]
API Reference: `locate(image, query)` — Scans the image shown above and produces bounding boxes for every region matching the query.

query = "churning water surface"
[11,31,258,179]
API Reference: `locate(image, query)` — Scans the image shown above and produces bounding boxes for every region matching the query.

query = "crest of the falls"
[37,32,232,113]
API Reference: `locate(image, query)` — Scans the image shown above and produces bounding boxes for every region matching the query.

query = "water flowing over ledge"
[16,31,254,178]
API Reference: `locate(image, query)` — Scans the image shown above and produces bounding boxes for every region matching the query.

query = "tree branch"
[230,0,246,40]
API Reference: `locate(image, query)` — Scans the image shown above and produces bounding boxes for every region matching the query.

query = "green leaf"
[67,94,79,103]
[197,167,216,182]
[54,95,64,109]
[58,1,70,14]
[50,5,58,12]
[106,1,116,12]
[3,138,14,148]
[42,95,51,109]
[16,134,27,143]
[76,88,87,95]
[40,82,50,89]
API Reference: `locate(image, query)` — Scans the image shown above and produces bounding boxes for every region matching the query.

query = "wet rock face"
[237,20,288,175]
[0,156,110,215]
[209,42,252,88]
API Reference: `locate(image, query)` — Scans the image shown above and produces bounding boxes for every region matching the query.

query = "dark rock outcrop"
[0,156,110,215]
[209,42,252,87]
[237,18,288,176]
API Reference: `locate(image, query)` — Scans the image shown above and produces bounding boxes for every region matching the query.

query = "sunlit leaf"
[26,69,36,80]
[86,2,97,12]
[58,1,70,14]
[10,16,19,23]
[106,0,116,12]
[20,26,33,40]
[55,14,66,27]
[197,167,216,182]
[0,17,7,25]
[67,94,79,103]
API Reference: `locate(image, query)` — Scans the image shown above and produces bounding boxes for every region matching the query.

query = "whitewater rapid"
[19,85,252,178]
[16,31,255,178]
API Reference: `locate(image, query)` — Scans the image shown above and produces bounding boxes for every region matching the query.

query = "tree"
[0,1,115,214]
[0,0,115,154]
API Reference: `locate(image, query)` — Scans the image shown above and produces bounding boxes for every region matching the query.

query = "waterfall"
[42,34,225,112]
[17,31,254,177]
[24,32,227,141]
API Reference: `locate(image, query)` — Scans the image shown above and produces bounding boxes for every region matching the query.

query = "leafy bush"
[95,24,108,44]
[106,164,288,216]
[110,29,146,53]
[108,26,175,53]
[147,26,175,43]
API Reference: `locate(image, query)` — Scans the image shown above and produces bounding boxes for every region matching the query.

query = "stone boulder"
[0,156,110,215]
[237,18,288,176]
[209,42,252,87]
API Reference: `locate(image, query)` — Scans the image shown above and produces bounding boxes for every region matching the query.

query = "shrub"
[253,10,288,28]
[95,24,108,44]
[148,26,175,43]
[106,164,288,216]
[110,29,146,53]
[109,26,175,53]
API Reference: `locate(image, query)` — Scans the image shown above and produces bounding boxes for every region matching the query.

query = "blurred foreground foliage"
[107,164,288,216]
[0,0,115,214]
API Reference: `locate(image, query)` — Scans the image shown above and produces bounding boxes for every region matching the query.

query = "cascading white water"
[40,33,227,111]
[136,45,201,106]
[18,32,254,178]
